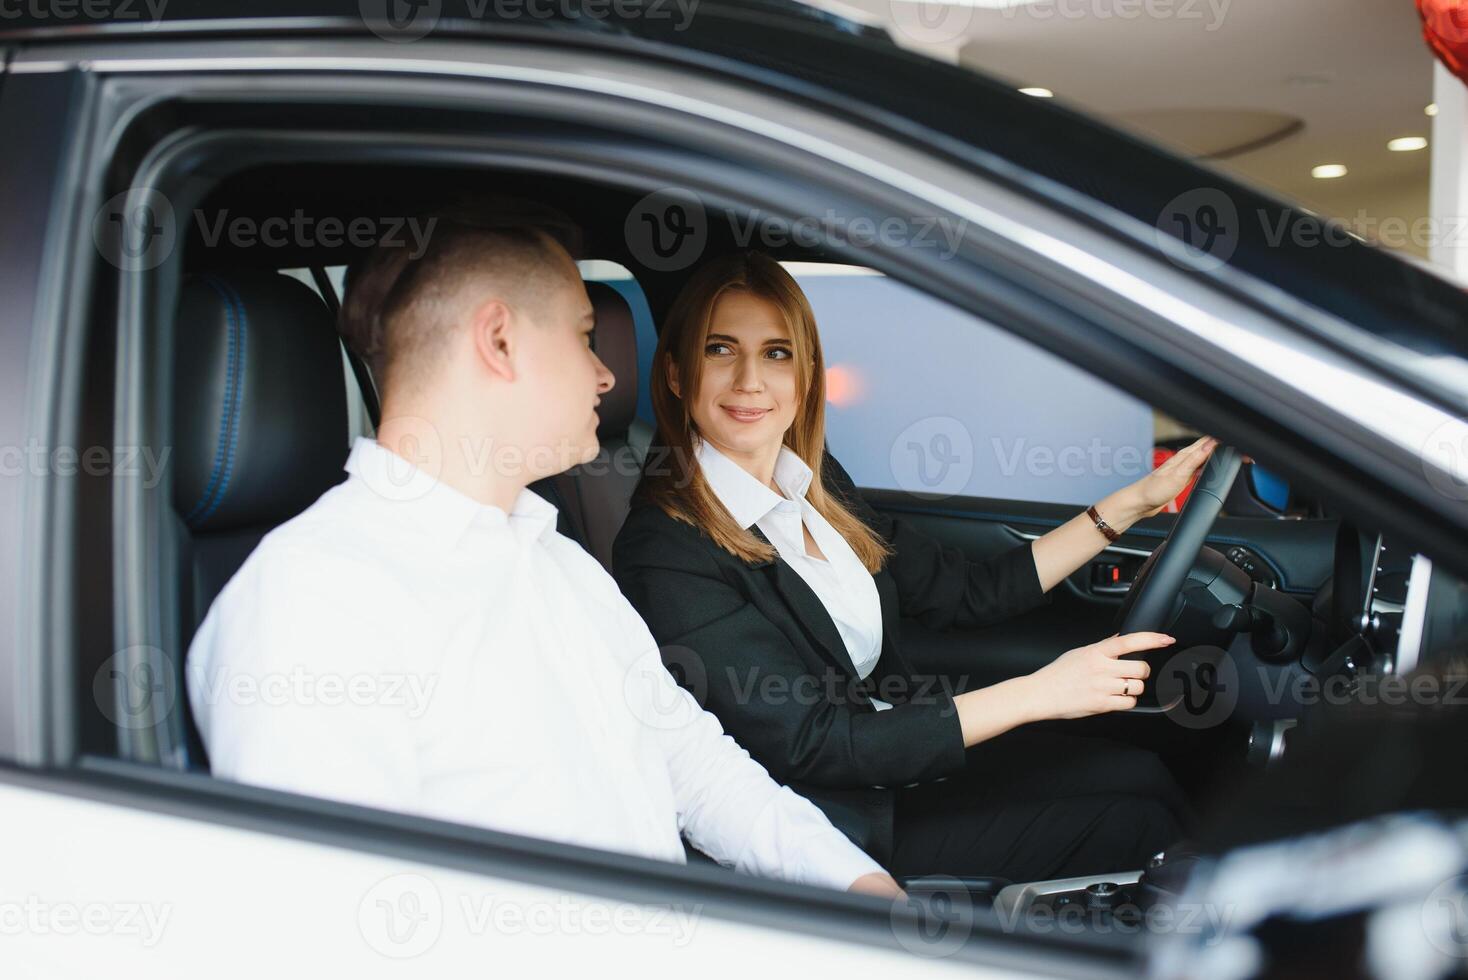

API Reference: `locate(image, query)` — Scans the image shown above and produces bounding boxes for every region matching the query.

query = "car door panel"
[0,774,1010,978]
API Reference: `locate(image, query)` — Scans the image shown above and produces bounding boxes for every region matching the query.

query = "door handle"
[1089,557,1141,595]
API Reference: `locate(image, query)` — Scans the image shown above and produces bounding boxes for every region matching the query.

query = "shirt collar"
[344,437,559,550]
[695,438,814,530]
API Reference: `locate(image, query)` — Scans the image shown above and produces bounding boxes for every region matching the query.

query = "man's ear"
[664,356,681,398]
[470,297,516,383]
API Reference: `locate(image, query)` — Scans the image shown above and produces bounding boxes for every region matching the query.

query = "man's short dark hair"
[338,196,584,396]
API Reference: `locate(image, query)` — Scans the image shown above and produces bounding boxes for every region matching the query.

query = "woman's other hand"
[1023,632,1173,719]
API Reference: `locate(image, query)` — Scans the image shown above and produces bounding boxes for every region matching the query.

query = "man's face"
[516,269,615,477]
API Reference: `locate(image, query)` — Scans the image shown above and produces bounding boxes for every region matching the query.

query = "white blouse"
[696,440,891,710]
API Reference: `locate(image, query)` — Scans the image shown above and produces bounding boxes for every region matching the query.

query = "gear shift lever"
[1135,843,1203,910]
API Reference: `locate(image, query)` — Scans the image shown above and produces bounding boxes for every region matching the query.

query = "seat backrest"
[170,270,350,766]
[548,281,651,570]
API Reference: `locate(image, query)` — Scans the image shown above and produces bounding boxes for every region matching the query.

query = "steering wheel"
[1112,445,1244,712]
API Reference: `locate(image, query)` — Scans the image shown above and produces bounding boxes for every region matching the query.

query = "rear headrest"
[586,281,638,439]
[172,271,348,533]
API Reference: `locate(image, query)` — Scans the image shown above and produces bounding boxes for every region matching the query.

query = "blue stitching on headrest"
[184,276,248,529]
[196,278,249,527]
[183,277,237,525]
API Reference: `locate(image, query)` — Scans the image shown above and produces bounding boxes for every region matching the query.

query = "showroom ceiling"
[824,0,1436,254]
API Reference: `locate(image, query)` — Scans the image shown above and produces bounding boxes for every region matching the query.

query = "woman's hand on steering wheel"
[1126,436,1219,519]
[1025,632,1176,720]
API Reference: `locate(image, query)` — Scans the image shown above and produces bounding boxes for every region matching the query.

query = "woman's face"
[680,289,801,465]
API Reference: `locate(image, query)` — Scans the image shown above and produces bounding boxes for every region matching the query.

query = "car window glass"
[784,262,1165,506]
[579,260,658,426]
[282,266,374,442]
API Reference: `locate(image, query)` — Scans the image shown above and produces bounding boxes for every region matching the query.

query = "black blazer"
[611,453,1051,863]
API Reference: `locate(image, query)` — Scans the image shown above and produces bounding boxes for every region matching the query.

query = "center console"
[993,870,1144,924]
[983,845,1203,937]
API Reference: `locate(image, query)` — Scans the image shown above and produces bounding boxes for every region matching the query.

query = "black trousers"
[888,727,1190,882]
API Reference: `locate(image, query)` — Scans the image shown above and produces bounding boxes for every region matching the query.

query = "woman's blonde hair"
[637,251,891,572]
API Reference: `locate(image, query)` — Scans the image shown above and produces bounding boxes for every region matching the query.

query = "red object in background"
[1152,448,1201,514]
[1419,0,1468,88]
[823,363,863,408]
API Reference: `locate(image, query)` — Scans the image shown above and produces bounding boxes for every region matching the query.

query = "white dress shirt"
[695,440,890,709]
[186,437,882,891]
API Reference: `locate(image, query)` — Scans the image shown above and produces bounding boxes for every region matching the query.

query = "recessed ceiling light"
[1426,103,1439,117]
[1311,164,1348,179]
[1019,87,1054,98]
[1388,136,1428,152]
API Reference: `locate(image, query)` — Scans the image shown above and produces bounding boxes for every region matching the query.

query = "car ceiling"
[186,162,857,323]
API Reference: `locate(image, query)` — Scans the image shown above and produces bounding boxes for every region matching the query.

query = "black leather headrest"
[172,271,348,533]
[586,281,638,439]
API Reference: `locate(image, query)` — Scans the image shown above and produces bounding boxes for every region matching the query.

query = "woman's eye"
[766,348,793,360]
[705,343,733,356]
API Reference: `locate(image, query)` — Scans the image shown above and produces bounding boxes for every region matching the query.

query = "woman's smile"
[721,405,771,423]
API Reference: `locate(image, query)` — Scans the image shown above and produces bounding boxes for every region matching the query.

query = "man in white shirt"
[185,211,900,897]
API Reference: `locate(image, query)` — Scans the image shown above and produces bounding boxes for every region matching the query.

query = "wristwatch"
[1087,505,1121,543]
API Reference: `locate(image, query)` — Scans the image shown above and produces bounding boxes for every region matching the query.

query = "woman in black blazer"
[613,252,1216,881]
